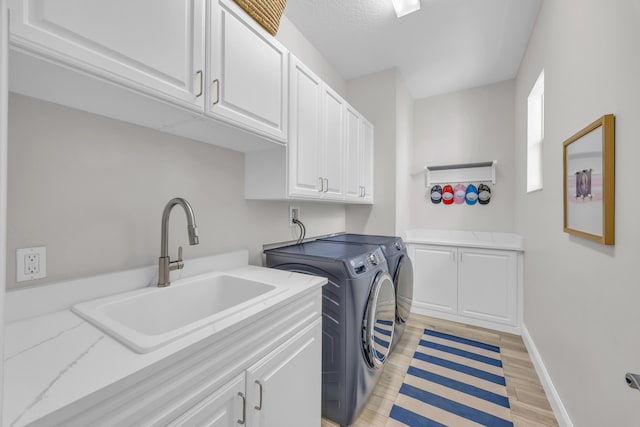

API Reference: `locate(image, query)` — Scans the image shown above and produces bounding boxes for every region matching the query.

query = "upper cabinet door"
[321,86,344,200]
[361,118,375,203]
[8,0,206,110]
[288,56,322,199]
[344,105,362,201]
[208,0,288,143]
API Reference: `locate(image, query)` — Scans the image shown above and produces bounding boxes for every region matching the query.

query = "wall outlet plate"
[289,206,300,226]
[17,246,47,282]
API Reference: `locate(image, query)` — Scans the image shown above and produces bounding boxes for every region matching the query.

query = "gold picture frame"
[563,114,615,244]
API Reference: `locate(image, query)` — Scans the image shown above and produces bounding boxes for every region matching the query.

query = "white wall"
[345,69,398,235]
[6,94,346,289]
[0,0,9,416]
[277,16,346,98]
[515,1,640,425]
[407,80,516,232]
[395,72,413,236]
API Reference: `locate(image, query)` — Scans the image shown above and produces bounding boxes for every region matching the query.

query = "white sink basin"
[72,272,282,353]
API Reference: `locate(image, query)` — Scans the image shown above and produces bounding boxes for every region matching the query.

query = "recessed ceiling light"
[391,0,421,18]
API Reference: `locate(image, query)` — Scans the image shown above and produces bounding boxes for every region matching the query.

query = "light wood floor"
[321,314,559,427]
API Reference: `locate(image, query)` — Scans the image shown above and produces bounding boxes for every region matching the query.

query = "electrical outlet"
[289,206,300,226]
[17,247,47,282]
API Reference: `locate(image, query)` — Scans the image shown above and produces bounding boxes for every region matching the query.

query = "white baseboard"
[411,305,522,336]
[521,323,574,427]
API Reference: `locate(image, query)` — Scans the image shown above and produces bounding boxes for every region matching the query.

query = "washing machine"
[265,241,396,426]
[319,234,413,351]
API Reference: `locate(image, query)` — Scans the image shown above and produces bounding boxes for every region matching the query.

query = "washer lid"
[363,272,396,369]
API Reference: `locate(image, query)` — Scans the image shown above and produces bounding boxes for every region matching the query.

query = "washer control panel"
[349,249,384,275]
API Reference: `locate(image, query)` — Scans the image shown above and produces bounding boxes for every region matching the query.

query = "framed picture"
[563,114,615,244]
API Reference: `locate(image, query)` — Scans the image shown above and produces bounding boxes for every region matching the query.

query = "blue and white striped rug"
[387,329,514,427]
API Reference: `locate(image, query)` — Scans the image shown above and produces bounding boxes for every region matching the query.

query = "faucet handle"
[168,246,185,272]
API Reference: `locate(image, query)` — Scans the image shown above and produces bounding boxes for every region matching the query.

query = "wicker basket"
[233,0,287,36]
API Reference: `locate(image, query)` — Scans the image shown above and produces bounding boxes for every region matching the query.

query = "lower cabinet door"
[458,248,517,325]
[411,245,458,314]
[246,319,322,427]
[168,374,245,427]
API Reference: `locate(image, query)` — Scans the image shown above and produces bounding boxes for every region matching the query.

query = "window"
[527,70,544,192]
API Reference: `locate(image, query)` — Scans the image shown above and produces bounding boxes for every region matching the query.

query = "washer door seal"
[394,255,414,325]
[363,271,396,368]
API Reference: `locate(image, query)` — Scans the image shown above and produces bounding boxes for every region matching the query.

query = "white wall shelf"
[424,160,497,187]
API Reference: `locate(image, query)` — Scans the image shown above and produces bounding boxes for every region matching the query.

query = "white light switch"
[17,247,47,282]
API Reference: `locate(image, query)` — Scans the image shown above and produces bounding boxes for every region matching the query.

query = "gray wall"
[515,0,640,425]
[6,94,346,289]
[394,72,413,236]
[277,16,346,98]
[407,80,516,232]
[345,69,398,235]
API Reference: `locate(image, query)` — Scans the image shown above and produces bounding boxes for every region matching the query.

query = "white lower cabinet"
[170,319,321,427]
[169,374,246,427]
[409,243,522,334]
[458,248,517,325]
[245,321,322,426]
[52,291,322,427]
[411,245,458,314]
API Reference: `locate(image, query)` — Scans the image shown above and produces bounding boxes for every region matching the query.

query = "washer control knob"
[368,253,378,265]
[394,241,402,251]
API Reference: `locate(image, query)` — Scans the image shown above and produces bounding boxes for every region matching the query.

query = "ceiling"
[283,0,542,99]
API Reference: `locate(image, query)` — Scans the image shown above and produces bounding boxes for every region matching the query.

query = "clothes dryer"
[319,234,413,351]
[265,241,395,426]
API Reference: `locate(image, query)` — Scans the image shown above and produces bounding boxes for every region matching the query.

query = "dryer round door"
[394,255,414,325]
[363,271,396,369]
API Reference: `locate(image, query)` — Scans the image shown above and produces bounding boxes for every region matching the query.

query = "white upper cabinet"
[245,54,373,204]
[288,57,323,199]
[8,0,206,110]
[208,0,289,143]
[288,56,344,200]
[361,118,375,202]
[320,86,345,200]
[343,105,374,203]
[344,105,362,201]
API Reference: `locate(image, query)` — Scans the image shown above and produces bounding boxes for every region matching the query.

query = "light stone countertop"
[3,264,326,427]
[404,229,525,251]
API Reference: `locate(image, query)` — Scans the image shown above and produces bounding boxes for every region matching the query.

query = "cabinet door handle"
[318,177,324,192]
[361,186,365,197]
[254,380,263,410]
[196,70,203,97]
[237,392,246,424]
[452,251,456,263]
[212,79,220,105]
[324,178,329,193]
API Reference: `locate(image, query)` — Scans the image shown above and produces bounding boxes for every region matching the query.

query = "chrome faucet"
[158,197,199,287]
